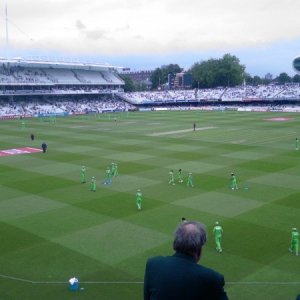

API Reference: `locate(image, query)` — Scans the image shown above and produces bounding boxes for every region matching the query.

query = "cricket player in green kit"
[178,169,183,183]
[80,166,86,183]
[230,173,238,190]
[186,172,194,187]
[213,221,223,253]
[296,138,299,150]
[90,177,96,192]
[289,228,299,256]
[169,170,175,185]
[136,189,142,210]
[111,162,119,177]
[115,163,119,176]
[105,167,112,184]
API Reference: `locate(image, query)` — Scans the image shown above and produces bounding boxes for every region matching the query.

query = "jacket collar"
[173,251,196,263]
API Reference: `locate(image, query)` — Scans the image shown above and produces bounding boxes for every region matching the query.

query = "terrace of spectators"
[0,96,135,117]
[121,84,300,104]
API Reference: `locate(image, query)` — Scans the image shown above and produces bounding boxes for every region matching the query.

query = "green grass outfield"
[0,110,300,300]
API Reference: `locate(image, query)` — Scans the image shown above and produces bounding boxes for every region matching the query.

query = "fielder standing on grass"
[111,162,116,177]
[114,162,119,176]
[136,189,143,210]
[80,166,86,184]
[289,228,299,256]
[187,172,194,187]
[90,176,96,192]
[178,169,183,183]
[230,172,238,190]
[213,222,223,253]
[105,166,112,185]
[169,170,175,186]
[296,138,299,150]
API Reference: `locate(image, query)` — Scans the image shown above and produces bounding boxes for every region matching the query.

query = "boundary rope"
[0,274,299,285]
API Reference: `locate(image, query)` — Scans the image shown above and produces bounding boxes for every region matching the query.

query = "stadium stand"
[1,58,300,117]
[121,84,300,104]
[0,97,135,117]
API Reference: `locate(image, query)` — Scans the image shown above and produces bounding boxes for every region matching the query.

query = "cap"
[215,221,219,225]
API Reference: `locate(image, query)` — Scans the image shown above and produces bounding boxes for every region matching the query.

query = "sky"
[0,0,300,77]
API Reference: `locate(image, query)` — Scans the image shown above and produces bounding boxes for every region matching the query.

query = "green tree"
[150,68,163,90]
[276,72,291,84]
[292,74,300,83]
[190,59,219,88]
[119,74,135,92]
[244,73,253,85]
[216,54,245,87]
[252,75,263,85]
[150,64,181,89]
[190,54,245,88]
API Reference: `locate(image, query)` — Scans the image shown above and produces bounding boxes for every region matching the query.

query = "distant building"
[121,70,152,89]
[168,73,176,89]
[168,72,193,89]
[264,73,273,82]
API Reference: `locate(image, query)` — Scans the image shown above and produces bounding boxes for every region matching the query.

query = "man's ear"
[195,248,202,262]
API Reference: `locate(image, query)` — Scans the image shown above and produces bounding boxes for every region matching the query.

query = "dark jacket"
[144,252,228,300]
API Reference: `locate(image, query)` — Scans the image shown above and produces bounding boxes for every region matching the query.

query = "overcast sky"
[1,0,300,76]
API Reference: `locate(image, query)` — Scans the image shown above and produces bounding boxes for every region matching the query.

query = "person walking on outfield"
[111,162,119,177]
[187,172,194,187]
[230,173,238,190]
[213,222,223,253]
[90,177,96,192]
[80,166,86,183]
[289,228,299,256]
[114,162,119,176]
[105,166,112,185]
[178,169,183,183]
[296,138,299,150]
[41,142,47,153]
[169,170,175,186]
[136,189,143,210]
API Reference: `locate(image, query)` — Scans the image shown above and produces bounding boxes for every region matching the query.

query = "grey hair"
[173,221,207,256]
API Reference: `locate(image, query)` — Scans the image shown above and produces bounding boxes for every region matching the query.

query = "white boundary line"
[0,274,299,285]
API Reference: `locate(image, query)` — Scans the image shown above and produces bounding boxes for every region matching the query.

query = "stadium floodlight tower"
[292,56,300,74]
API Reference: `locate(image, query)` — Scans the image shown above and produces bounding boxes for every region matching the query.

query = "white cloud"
[1,0,300,56]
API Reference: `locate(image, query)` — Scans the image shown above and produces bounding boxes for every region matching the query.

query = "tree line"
[120,53,300,92]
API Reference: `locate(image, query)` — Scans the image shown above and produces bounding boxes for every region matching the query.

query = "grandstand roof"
[0,57,124,72]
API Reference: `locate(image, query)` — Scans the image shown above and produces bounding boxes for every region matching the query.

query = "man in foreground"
[144,221,228,300]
